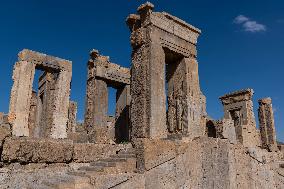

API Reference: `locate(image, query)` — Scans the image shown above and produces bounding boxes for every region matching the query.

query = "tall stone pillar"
[28,91,38,137]
[115,85,131,142]
[183,57,207,138]
[67,101,78,134]
[258,98,278,151]
[9,61,35,137]
[50,70,72,139]
[128,3,167,139]
[84,50,109,142]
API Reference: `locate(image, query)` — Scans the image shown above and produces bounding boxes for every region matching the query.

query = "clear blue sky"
[0,0,283,141]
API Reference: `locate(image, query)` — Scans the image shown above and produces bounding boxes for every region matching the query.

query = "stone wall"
[126,137,284,189]
[1,137,131,163]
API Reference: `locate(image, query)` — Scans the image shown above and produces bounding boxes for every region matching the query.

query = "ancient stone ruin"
[0,2,284,189]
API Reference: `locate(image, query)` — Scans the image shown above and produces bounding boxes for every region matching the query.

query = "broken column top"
[220,89,254,105]
[127,2,201,44]
[137,1,154,12]
[258,97,272,105]
[18,49,72,72]
[88,49,129,75]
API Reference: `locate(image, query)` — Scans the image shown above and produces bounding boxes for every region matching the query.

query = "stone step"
[90,161,116,167]
[78,165,104,172]
[111,153,136,159]
[117,148,136,154]
[43,175,92,189]
[90,173,137,189]
[101,157,128,163]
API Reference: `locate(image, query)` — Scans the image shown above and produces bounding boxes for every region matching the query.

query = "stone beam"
[18,49,72,72]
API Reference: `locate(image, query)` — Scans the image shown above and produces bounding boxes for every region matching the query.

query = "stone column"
[9,61,35,137]
[84,50,109,142]
[50,70,72,139]
[129,3,167,139]
[258,98,278,151]
[67,101,77,134]
[183,57,206,138]
[115,84,131,142]
[28,91,38,137]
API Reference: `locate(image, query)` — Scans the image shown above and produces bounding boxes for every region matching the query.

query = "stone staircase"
[41,148,137,189]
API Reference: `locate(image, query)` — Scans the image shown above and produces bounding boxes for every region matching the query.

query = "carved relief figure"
[167,93,175,132]
[231,110,241,126]
[176,94,183,131]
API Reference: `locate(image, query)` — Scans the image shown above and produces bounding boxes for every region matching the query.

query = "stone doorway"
[164,48,185,135]
[8,49,72,138]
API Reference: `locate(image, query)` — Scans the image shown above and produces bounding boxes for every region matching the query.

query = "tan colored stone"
[1,138,73,163]
[73,143,132,163]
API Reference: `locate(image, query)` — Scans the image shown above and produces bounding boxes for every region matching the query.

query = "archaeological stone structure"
[8,49,72,139]
[84,49,131,143]
[127,2,206,140]
[258,98,278,152]
[0,2,284,189]
[219,89,260,147]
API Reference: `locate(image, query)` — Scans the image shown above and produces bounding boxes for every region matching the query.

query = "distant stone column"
[258,98,278,151]
[8,61,35,137]
[67,101,78,134]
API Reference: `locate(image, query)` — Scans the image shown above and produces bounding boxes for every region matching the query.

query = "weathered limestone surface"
[73,143,132,162]
[67,101,78,134]
[258,98,278,151]
[8,61,35,137]
[128,137,284,189]
[1,138,73,163]
[50,70,72,139]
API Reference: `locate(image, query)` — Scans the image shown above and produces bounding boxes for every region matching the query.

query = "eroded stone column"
[84,51,109,142]
[115,85,131,142]
[28,91,38,137]
[50,70,72,139]
[9,61,35,137]
[184,57,207,138]
[258,98,278,151]
[67,101,77,134]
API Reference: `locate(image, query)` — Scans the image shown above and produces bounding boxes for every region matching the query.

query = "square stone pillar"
[183,57,207,138]
[258,98,278,151]
[28,91,38,137]
[50,70,72,139]
[67,101,78,134]
[115,84,131,142]
[9,61,35,137]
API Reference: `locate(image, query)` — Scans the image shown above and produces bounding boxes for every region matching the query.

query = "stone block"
[68,132,89,143]
[73,143,132,163]
[0,124,11,148]
[134,138,176,171]
[1,138,73,163]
